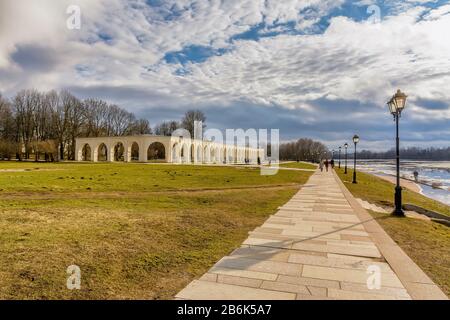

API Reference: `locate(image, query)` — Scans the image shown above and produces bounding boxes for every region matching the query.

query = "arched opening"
[97,143,108,162]
[148,142,166,161]
[227,148,233,163]
[203,145,209,163]
[114,142,125,161]
[82,144,91,161]
[131,142,139,161]
[210,148,215,163]
[180,144,187,163]
[172,143,179,163]
[190,144,195,163]
[196,145,202,163]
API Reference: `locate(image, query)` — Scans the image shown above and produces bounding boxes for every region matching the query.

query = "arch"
[82,144,91,161]
[180,143,189,163]
[172,143,180,163]
[97,143,108,162]
[227,147,233,163]
[196,145,202,163]
[210,147,216,163]
[130,142,139,162]
[203,145,210,163]
[148,142,166,161]
[114,142,125,162]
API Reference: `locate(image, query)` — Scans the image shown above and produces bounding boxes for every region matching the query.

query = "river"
[354,160,450,206]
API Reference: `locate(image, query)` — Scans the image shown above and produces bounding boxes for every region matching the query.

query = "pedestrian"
[319,160,324,172]
[324,159,329,172]
[330,159,335,168]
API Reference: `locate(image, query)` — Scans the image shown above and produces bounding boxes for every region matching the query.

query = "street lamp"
[338,146,342,168]
[388,89,407,217]
[352,135,359,184]
[344,143,348,174]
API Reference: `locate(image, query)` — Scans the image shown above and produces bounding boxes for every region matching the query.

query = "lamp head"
[388,89,407,115]
[353,135,360,144]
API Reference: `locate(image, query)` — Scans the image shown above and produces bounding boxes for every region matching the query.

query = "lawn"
[0,161,312,299]
[335,168,450,296]
[279,161,318,170]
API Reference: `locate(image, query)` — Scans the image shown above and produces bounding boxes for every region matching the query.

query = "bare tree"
[181,110,206,138]
[128,119,151,135]
[154,121,180,136]
[280,138,328,163]
[83,98,109,137]
[2,88,154,161]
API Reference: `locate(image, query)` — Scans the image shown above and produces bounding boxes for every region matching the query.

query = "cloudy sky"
[1,0,449,150]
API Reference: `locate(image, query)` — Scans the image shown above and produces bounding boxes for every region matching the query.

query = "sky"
[0,0,449,151]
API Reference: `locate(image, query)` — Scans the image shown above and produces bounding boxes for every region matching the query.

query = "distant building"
[75,135,263,164]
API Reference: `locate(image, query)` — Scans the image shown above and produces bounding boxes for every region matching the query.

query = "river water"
[354,160,450,206]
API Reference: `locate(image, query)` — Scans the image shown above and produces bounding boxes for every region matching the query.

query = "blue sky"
[1,0,450,151]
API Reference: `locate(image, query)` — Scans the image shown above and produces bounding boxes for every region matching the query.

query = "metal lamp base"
[393,186,404,216]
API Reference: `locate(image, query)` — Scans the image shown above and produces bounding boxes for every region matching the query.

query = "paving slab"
[177,280,296,300]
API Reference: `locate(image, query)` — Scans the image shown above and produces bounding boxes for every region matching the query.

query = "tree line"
[0,89,206,161]
[358,147,450,161]
[280,138,329,163]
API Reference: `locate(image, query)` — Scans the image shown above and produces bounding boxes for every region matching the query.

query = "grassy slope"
[335,168,450,296]
[279,162,318,170]
[0,162,312,299]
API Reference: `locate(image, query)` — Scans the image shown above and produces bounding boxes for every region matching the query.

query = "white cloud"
[0,0,449,146]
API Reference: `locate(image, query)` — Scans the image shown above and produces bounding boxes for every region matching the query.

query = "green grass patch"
[0,162,309,193]
[279,161,317,170]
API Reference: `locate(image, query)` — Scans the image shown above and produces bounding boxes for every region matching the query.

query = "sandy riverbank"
[375,175,422,193]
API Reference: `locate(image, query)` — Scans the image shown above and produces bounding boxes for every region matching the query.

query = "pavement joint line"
[239,243,386,261]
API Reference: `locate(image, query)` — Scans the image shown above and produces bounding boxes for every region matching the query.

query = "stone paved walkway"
[176,169,447,300]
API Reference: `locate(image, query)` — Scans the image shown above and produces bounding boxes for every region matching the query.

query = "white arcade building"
[75,135,264,164]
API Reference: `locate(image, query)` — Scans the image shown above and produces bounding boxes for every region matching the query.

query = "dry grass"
[370,211,450,296]
[0,162,311,299]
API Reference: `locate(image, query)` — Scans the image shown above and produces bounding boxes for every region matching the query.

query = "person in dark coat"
[324,159,329,172]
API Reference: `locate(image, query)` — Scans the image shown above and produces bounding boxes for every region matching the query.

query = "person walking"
[324,159,329,172]
[319,159,324,172]
[330,159,335,169]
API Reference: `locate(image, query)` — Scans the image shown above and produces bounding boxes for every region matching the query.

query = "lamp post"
[338,146,341,168]
[352,135,359,184]
[344,143,348,174]
[388,89,407,217]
